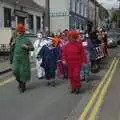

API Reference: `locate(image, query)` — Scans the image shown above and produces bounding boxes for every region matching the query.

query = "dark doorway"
[18,16,25,25]
[36,16,41,32]
[4,7,11,27]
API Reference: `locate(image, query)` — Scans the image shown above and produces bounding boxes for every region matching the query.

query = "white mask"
[37,33,43,39]
[86,34,89,38]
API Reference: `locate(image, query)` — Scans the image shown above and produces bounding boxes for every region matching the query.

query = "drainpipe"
[45,0,50,36]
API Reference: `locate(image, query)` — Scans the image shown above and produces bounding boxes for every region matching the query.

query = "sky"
[97,0,119,9]
[34,0,119,9]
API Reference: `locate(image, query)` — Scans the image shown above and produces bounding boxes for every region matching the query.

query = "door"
[18,16,25,25]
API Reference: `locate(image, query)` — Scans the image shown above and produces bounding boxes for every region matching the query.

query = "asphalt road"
[0,46,120,120]
[97,59,120,120]
[0,70,92,120]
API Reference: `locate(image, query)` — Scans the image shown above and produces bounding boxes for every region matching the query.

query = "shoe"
[51,81,56,87]
[38,77,44,80]
[20,83,26,93]
[18,82,21,88]
[47,82,51,86]
[70,89,76,94]
[75,88,80,95]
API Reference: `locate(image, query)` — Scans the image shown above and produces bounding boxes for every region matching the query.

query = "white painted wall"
[0,2,4,28]
[50,16,69,33]
[0,1,43,34]
[50,0,70,33]
[34,0,46,7]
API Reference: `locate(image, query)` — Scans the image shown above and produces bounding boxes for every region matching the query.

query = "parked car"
[107,33,117,48]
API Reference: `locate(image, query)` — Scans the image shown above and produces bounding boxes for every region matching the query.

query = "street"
[0,46,120,120]
[0,0,120,119]
[97,59,120,120]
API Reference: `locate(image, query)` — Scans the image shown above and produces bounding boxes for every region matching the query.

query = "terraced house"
[0,0,44,33]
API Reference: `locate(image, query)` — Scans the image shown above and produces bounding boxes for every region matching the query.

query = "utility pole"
[87,0,90,33]
[94,0,97,30]
[45,0,50,36]
[88,0,90,20]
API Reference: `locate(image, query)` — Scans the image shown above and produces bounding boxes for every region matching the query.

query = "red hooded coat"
[62,40,87,89]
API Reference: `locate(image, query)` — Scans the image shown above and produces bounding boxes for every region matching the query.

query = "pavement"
[0,60,11,74]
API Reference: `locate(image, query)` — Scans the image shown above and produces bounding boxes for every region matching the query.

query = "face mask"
[86,34,89,38]
[37,33,42,39]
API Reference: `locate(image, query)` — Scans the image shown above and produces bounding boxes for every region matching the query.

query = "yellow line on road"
[0,77,15,86]
[88,58,119,120]
[0,67,36,87]
[79,58,117,120]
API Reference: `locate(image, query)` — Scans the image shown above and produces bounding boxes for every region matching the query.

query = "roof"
[0,0,44,13]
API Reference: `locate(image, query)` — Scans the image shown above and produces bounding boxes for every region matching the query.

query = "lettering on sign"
[49,12,69,17]
[14,10,28,18]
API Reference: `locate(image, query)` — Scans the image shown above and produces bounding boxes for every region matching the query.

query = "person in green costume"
[12,24,34,93]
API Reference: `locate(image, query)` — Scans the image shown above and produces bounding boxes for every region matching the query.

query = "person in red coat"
[62,31,86,94]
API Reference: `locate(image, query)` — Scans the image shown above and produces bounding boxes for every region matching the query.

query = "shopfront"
[14,10,28,25]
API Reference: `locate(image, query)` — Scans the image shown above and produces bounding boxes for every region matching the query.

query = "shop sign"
[14,10,28,18]
[49,11,69,17]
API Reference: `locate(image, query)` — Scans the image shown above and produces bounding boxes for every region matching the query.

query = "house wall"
[0,1,43,34]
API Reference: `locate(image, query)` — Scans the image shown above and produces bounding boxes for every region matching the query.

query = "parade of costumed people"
[10,26,108,94]
[12,24,34,93]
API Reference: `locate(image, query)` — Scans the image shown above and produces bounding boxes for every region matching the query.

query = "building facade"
[34,0,109,33]
[110,8,120,28]
[69,0,88,30]
[88,0,109,31]
[0,0,44,34]
[49,0,89,33]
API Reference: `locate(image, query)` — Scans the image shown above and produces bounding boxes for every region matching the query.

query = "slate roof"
[0,0,44,12]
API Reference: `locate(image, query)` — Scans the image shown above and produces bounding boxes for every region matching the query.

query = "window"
[18,16,25,25]
[36,16,41,32]
[70,0,73,11]
[75,0,77,13]
[84,6,88,18]
[76,0,80,14]
[81,5,84,16]
[4,7,11,27]
[79,0,82,15]
[82,5,85,17]
[42,14,45,30]
[72,0,75,12]
[28,14,34,30]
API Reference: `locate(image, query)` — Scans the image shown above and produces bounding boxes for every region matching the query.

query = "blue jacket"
[38,45,60,70]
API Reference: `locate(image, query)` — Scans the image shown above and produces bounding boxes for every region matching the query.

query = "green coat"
[12,35,34,83]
